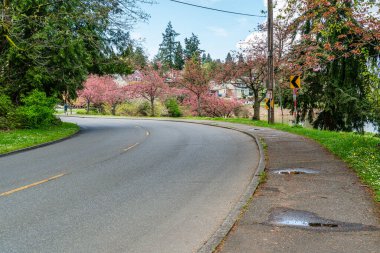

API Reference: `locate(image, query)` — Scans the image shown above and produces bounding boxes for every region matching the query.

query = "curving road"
[0,117,259,253]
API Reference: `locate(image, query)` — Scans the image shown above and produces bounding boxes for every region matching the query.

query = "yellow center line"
[123,142,139,152]
[0,173,66,197]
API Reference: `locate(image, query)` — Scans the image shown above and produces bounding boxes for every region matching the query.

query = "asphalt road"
[0,117,259,253]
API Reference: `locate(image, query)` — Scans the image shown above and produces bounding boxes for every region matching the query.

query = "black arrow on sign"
[266,99,270,109]
[291,76,300,88]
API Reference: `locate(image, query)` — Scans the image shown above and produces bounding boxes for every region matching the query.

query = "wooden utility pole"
[267,0,274,123]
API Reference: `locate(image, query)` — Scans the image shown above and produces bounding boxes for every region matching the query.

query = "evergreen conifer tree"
[174,42,185,70]
[184,33,203,60]
[157,22,180,70]
[201,53,207,64]
[225,52,233,63]
[206,53,212,63]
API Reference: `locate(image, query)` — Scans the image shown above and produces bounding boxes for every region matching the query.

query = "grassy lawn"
[0,122,80,155]
[189,117,380,201]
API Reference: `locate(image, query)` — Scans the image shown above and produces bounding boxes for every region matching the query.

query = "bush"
[116,102,139,116]
[116,100,165,117]
[165,98,182,117]
[0,94,12,117]
[0,93,18,129]
[15,90,60,128]
[137,101,151,116]
[76,108,101,115]
[116,101,153,117]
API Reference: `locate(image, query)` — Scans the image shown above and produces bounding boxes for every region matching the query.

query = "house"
[210,81,252,99]
[123,71,143,83]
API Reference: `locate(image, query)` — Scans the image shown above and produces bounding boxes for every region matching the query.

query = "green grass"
[187,117,380,201]
[0,122,80,155]
[258,171,267,185]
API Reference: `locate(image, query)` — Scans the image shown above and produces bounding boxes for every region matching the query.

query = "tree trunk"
[197,95,201,117]
[112,104,116,115]
[151,98,155,116]
[252,90,261,120]
[86,99,90,113]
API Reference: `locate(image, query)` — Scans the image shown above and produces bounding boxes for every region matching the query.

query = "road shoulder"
[213,125,380,253]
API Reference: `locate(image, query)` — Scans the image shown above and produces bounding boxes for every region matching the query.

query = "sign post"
[293,88,298,125]
[267,0,274,124]
[290,76,301,125]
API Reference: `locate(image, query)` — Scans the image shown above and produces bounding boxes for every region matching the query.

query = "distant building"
[210,81,251,99]
[124,71,143,83]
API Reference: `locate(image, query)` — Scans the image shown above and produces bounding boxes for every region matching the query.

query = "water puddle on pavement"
[265,207,379,232]
[271,168,319,175]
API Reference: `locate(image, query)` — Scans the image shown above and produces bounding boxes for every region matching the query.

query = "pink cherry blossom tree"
[182,93,242,118]
[202,95,243,118]
[101,75,127,115]
[179,57,211,116]
[78,74,126,115]
[77,74,104,113]
[126,65,168,116]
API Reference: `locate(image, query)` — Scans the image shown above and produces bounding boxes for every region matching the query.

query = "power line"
[168,0,266,18]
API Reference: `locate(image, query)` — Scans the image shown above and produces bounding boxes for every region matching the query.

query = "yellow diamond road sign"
[264,98,274,110]
[264,98,270,110]
[290,75,301,89]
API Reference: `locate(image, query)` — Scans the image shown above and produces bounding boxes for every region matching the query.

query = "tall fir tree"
[174,42,185,70]
[184,33,203,60]
[157,22,180,70]
[206,53,212,63]
[225,52,233,63]
[201,53,207,64]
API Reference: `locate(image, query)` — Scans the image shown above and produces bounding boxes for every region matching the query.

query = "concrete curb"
[0,129,81,158]
[51,116,266,252]
[181,122,266,253]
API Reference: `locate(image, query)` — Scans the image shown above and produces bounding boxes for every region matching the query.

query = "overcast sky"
[132,0,267,61]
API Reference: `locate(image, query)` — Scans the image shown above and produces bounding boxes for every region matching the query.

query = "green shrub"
[138,101,151,116]
[118,100,152,117]
[76,109,101,115]
[116,101,165,117]
[75,109,88,115]
[0,93,18,129]
[165,98,182,117]
[0,94,12,117]
[15,90,60,128]
[116,102,139,116]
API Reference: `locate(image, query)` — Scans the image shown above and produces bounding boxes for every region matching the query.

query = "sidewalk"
[190,121,380,253]
[58,117,380,252]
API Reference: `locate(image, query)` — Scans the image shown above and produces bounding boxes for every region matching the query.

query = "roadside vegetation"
[192,117,380,201]
[0,122,79,155]
[0,1,378,198]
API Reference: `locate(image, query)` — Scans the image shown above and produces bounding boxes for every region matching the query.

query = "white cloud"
[236,31,266,51]
[238,0,290,51]
[207,26,228,37]
[237,17,248,27]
